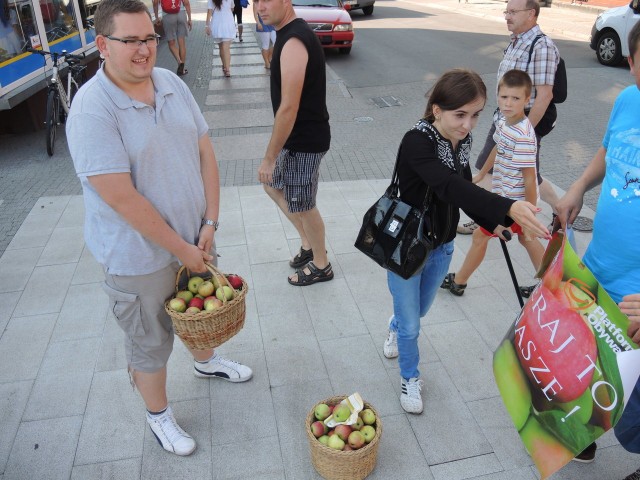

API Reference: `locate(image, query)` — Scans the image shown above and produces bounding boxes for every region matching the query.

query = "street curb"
[326,63,352,98]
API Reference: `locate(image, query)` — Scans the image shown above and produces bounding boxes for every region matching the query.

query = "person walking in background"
[233,0,243,42]
[152,0,192,76]
[0,0,22,60]
[441,70,545,298]
[457,0,561,239]
[253,0,275,69]
[256,0,333,286]
[206,0,235,77]
[556,21,640,473]
[381,69,550,414]
[66,0,252,456]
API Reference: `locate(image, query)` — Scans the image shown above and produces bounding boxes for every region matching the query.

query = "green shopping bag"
[493,230,638,479]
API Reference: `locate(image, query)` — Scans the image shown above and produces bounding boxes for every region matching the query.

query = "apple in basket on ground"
[168,274,245,313]
[310,399,378,451]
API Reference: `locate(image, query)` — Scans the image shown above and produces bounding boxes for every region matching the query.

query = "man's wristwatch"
[201,218,219,230]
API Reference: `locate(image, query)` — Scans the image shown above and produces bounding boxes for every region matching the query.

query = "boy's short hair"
[629,20,640,60]
[498,69,533,98]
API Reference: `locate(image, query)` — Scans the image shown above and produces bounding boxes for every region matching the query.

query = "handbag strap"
[389,138,434,215]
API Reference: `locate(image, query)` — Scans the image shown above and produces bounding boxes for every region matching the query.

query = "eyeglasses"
[503,8,533,16]
[105,35,160,49]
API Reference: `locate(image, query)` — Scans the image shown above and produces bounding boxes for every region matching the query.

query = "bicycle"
[27,48,86,156]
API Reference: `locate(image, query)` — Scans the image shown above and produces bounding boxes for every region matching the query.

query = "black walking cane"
[500,230,525,308]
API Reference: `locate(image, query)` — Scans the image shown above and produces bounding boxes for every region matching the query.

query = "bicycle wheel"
[45,89,59,156]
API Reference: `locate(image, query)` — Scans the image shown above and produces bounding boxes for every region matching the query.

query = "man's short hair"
[498,69,533,98]
[526,0,540,17]
[629,19,640,60]
[94,0,151,36]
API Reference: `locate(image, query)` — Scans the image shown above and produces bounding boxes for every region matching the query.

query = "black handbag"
[354,146,436,280]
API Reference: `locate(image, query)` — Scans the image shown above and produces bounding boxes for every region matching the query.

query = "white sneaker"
[194,354,253,382]
[400,377,424,414]
[146,406,196,456]
[383,316,398,359]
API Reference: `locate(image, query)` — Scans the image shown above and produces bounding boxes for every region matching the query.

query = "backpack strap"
[525,34,544,71]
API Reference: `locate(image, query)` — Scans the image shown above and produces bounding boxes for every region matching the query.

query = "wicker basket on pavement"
[164,262,247,350]
[306,395,382,480]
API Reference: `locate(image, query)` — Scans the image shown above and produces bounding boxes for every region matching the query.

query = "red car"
[293,0,354,54]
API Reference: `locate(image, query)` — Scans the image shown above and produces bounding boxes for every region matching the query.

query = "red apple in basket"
[204,296,223,311]
[311,421,328,438]
[348,431,366,450]
[168,297,187,313]
[189,297,204,310]
[335,424,352,442]
[227,274,244,290]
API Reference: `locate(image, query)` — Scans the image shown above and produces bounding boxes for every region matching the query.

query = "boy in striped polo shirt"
[441,69,545,297]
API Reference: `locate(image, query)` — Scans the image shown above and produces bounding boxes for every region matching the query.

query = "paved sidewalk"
[426,0,603,42]
[1,2,639,480]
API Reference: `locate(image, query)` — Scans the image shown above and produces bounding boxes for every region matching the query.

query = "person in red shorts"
[441,70,545,297]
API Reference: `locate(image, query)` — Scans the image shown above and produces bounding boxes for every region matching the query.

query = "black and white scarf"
[411,119,471,172]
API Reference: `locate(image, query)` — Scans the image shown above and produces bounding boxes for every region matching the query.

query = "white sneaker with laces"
[383,316,398,359]
[401,377,424,414]
[146,406,196,456]
[194,353,253,382]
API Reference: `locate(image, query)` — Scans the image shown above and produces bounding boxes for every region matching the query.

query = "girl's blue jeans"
[387,240,454,381]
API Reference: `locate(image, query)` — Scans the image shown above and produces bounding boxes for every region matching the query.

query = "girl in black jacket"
[382,69,550,414]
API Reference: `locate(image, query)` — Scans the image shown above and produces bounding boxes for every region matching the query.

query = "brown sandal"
[288,262,334,286]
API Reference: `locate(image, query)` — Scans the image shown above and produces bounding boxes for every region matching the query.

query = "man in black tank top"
[256,0,334,287]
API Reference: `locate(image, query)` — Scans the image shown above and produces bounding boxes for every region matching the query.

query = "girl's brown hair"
[424,69,487,122]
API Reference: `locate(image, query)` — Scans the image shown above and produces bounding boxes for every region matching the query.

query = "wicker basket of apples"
[164,262,247,350]
[306,395,382,480]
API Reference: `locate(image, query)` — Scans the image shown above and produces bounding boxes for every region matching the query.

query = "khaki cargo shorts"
[102,248,217,373]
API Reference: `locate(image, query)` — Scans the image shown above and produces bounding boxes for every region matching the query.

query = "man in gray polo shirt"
[67,0,252,456]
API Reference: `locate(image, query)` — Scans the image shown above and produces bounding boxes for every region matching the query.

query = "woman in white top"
[205,0,235,77]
